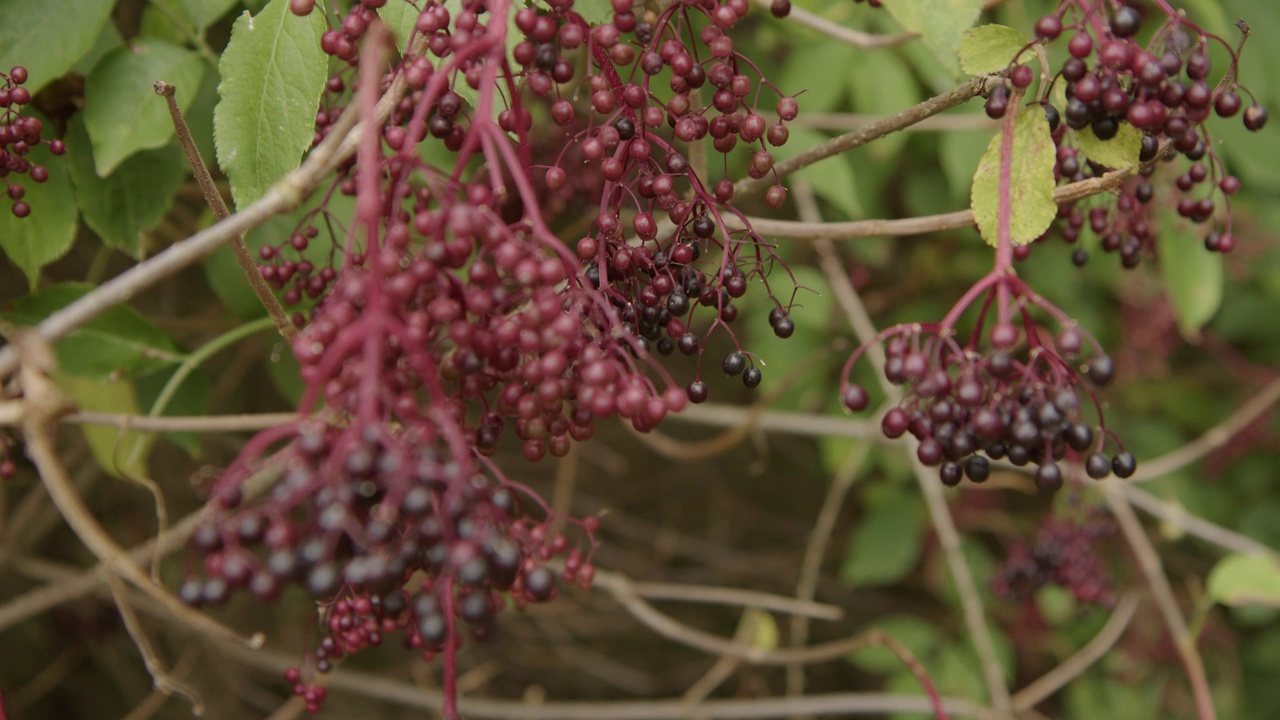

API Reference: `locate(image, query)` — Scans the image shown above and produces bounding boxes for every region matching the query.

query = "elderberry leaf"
[84,39,205,176]
[0,122,76,289]
[1156,207,1222,338]
[0,0,113,94]
[1208,554,1280,608]
[0,283,184,380]
[958,24,1032,76]
[970,105,1057,247]
[177,0,239,31]
[839,491,925,587]
[72,18,124,76]
[56,373,155,479]
[136,364,209,459]
[849,49,919,161]
[879,0,984,77]
[1074,121,1142,170]
[377,1,420,52]
[214,0,327,208]
[65,115,187,259]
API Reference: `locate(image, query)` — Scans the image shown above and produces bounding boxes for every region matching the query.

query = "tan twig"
[617,576,842,621]
[736,75,997,199]
[1118,484,1275,556]
[62,410,298,432]
[221,643,1004,719]
[750,0,917,49]
[1130,374,1280,483]
[1100,482,1217,720]
[12,333,260,650]
[154,81,296,340]
[681,610,758,712]
[106,573,205,715]
[1012,591,1141,711]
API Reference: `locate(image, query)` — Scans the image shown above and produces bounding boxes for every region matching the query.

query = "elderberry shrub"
[841,272,1135,491]
[0,65,62,219]
[992,511,1117,606]
[184,0,800,713]
[991,1,1266,266]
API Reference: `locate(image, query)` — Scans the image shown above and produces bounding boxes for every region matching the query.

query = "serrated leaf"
[1074,122,1142,170]
[0,0,113,93]
[0,123,76,289]
[57,373,154,479]
[1156,212,1222,337]
[0,283,183,380]
[215,0,328,208]
[959,24,1031,76]
[971,105,1057,247]
[880,0,984,77]
[840,491,925,587]
[84,39,205,175]
[178,0,239,30]
[1208,553,1280,607]
[65,115,187,258]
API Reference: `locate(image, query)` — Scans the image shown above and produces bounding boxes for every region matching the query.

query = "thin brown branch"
[106,573,205,715]
[1011,591,1140,710]
[1131,374,1280,483]
[1118,484,1275,556]
[155,81,297,340]
[12,333,260,650]
[733,165,1142,241]
[736,75,997,199]
[222,643,1003,719]
[1100,482,1217,720]
[750,0,917,49]
[616,576,843,621]
[61,410,298,432]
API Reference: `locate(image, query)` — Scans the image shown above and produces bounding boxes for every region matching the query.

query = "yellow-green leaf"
[1156,211,1223,338]
[1075,122,1142,170]
[57,373,154,479]
[959,24,1032,76]
[880,0,984,77]
[1208,554,1280,608]
[214,0,328,208]
[971,106,1057,247]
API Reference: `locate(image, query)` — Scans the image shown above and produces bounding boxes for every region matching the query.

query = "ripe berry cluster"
[1,65,64,219]
[841,273,1135,491]
[992,511,1117,606]
[188,0,799,713]
[994,1,1267,267]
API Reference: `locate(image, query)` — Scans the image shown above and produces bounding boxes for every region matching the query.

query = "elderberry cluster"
[1,65,63,219]
[992,1,1267,267]
[992,511,1117,606]
[842,276,1136,491]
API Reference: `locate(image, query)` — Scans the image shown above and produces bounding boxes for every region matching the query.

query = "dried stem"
[154,82,296,341]
[750,0,917,49]
[1011,591,1140,711]
[1100,482,1217,720]
[106,573,206,715]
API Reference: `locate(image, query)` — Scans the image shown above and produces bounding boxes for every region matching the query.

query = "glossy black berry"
[1111,451,1137,478]
[722,351,746,376]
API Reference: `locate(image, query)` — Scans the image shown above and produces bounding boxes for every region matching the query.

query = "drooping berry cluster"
[993,1,1267,267]
[992,510,1117,606]
[841,273,1136,491]
[1,65,64,219]
[186,0,799,714]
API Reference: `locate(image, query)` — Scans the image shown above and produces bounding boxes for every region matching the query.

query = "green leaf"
[140,2,193,46]
[940,129,992,204]
[0,123,77,288]
[560,0,611,25]
[0,0,113,93]
[1074,122,1142,170]
[214,0,328,208]
[958,24,1031,76]
[65,115,187,258]
[970,105,1057,247]
[57,373,155,479]
[1208,554,1280,608]
[178,0,239,30]
[1155,211,1222,337]
[136,365,210,458]
[848,49,920,160]
[880,0,984,77]
[0,283,183,380]
[848,615,941,673]
[378,1,420,52]
[840,491,925,587]
[84,39,205,176]
[72,19,125,76]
